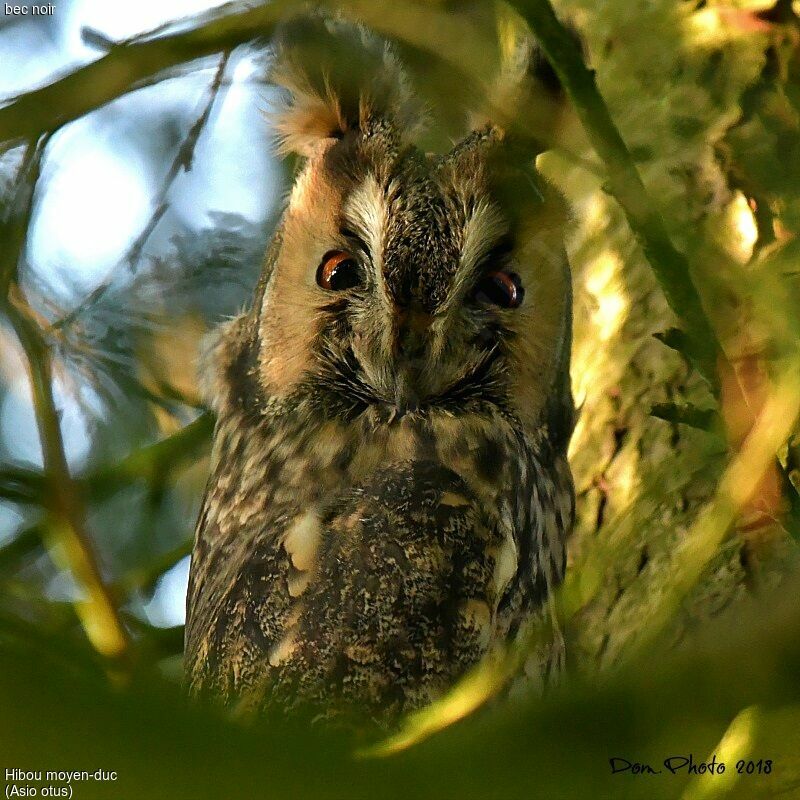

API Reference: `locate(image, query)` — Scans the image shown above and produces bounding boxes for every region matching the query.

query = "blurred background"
[0,1,799,798]
[0,0,285,655]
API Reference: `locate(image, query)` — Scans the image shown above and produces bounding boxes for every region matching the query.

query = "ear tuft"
[269,15,424,157]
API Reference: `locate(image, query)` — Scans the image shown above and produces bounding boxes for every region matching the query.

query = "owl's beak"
[395,307,433,353]
[391,306,432,418]
[392,368,421,418]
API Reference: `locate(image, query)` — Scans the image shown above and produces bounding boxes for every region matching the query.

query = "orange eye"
[316,250,362,291]
[475,271,524,309]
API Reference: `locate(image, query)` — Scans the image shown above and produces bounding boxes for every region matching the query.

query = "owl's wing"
[184,452,297,699]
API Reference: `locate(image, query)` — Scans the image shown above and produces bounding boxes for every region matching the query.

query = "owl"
[185,17,575,722]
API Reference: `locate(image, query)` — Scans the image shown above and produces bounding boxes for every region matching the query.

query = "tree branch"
[0,0,506,148]
[0,2,293,146]
[0,413,212,508]
[514,0,722,387]
[1,136,130,660]
[5,292,131,660]
[0,523,44,572]
[0,414,213,582]
[86,412,213,499]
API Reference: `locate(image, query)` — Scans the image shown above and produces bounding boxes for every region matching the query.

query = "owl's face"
[254,125,571,435]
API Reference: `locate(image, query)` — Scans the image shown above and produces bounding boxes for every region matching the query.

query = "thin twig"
[52,52,232,331]
[87,412,213,497]
[0,138,45,295]
[0,464,45,504]
[124,50,231,272]
[115,538,192,598]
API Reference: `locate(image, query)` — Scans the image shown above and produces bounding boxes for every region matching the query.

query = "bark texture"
[547,0,799,670]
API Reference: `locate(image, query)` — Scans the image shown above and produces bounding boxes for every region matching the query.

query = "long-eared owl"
[185,16,575,720]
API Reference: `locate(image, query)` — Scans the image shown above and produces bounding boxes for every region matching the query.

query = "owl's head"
[212,17,573,450]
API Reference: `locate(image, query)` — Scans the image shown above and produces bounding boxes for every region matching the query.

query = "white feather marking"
[343,174,387,301]
[268,631,298,667]
[462,200,506,272]
[442,199,508,313]
[490,532,518,599]
[283,509,321,572]
[287,570,312,598]
[461,599,493,648]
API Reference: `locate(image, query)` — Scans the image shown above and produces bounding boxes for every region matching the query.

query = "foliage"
[0,0,799,798]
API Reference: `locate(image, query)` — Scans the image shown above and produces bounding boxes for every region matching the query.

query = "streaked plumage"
[186,17,575,721]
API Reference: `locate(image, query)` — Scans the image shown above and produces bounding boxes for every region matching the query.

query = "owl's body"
[186,19,574,719]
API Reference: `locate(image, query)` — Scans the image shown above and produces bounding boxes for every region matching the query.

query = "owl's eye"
[475,271,525,309]
[317,250,362,291]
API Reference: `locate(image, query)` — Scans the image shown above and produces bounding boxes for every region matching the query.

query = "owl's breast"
[264,458,507,713]
[186,406,569,717]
